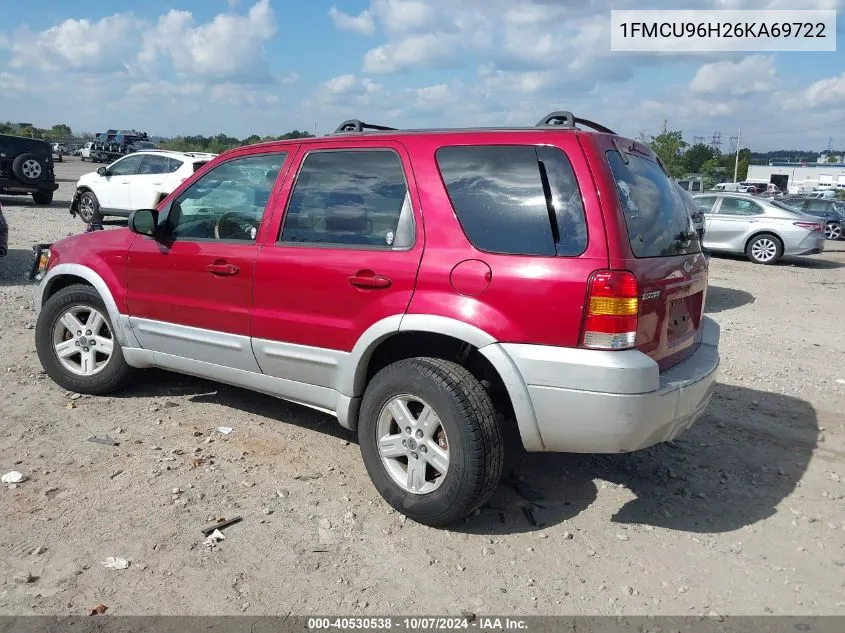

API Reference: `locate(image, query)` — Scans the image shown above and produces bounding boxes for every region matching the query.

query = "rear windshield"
[606,150,701,258]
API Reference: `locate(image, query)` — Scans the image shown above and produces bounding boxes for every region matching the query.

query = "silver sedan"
[691,193,826,264]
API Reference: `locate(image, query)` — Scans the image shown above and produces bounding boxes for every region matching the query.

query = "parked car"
[79,142,95,161]
[31,112,720,526]
[51,143,65,163]
[782,196,845,240]
[0,133,60,205]
[677,183,705,243]
[711,182,743,193]
[692,192,826,264]
[0,202,7,258]
[804,190,837,200]
[69,150,217,223]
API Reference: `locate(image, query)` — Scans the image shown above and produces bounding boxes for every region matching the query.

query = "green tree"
[19,126,44,139]
[827,155,838,163]
[49,124,73,140]
[640,121,687,179]
[735,157,749,181]
[682,143,716,174]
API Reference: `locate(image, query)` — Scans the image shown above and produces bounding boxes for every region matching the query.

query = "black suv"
[0,134,60,205]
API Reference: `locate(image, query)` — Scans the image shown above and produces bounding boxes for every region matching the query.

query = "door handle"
[120,180,130,184]
[348,270,391,289]
[206,262,240,276]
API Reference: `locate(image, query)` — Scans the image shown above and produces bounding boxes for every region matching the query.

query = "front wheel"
[358,357,504,527]
[78,191,102,223]
[35,285,133,395]
[824,222,842,241]
[746,234,783,264]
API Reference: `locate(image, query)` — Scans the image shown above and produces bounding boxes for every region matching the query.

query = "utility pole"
[733,127,742,182]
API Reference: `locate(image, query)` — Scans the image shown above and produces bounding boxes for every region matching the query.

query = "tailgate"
[604,146,708,371]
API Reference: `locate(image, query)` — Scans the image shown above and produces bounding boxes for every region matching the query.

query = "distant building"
[747,163,845,192]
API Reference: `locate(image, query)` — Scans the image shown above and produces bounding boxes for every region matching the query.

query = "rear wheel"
[746,233,783,264]
[358,357,504,527]
[35,285,132,394]
[32,191,53,205]
[78,191,102,223]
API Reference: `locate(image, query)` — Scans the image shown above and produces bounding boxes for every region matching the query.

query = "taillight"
[794,221,822,232]
[581,270,639,350]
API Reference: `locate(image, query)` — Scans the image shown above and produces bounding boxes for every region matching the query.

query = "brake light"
[794,221,821,232]
[581,270,639,350]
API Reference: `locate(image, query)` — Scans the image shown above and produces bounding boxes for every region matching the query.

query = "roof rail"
[333,119,397,134]
[535,111,617,135]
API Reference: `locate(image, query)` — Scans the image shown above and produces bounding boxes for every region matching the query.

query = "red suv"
[30,112,720,526]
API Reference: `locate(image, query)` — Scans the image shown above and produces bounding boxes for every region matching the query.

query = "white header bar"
[610,10,837,52]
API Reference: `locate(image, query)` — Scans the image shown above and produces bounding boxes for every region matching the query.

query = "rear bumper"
[499,317,720,453]
[785,232,825,256]
[0,177,59,193]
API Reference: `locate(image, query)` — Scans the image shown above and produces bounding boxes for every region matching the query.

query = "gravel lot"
[1,157,844,616]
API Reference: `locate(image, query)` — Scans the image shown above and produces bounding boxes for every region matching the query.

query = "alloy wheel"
[376,394,450,495]
[751,238,778,262]
[51,305,114,376]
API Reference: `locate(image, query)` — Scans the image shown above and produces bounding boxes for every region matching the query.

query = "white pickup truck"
[79,142,95,162]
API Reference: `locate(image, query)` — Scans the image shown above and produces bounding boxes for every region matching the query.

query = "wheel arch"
[38,264,138,348]
[339,315,543,450]
[744,230,784,253]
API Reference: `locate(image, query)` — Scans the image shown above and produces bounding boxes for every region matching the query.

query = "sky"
[1,0,844,151]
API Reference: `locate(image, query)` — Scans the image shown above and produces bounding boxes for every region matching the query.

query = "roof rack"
[535,111,617,135]
[333,119,397,134]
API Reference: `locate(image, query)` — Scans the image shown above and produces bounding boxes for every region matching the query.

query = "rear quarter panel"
[405,131,610,347]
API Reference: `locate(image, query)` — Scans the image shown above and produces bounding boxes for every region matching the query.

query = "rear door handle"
[348,271,391,289]
[206,262,240,276]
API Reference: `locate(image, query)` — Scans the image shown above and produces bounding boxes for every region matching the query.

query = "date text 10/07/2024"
[307,617,529,630]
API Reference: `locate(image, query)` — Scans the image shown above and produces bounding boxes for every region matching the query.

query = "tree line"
[0,122,314,151]
[638,122,751,183]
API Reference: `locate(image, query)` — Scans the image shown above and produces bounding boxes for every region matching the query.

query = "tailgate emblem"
[683,261,693,273]
[641,290,661,301]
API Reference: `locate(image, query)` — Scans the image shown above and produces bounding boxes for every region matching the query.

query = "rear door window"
[718,197,763,215]
[606,151,700,257]
[436,145,587,256]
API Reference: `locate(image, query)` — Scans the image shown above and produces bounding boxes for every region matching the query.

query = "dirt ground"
[1,157,844,617]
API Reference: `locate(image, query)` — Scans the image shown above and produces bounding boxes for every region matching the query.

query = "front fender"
[36,263,139,348]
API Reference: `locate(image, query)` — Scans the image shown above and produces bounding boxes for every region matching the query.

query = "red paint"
[46,126,706,371]
[449,260,492,296]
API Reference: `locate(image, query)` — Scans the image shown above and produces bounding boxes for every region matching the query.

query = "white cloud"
[329,7,375,36]
[0,72,27,93]
[7,13,144,72]
[139,0,277,81]
[690,55,777,96]
[363,33,458,73]
[802,72,845,108]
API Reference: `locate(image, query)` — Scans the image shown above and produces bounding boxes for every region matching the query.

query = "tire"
[358,357,504,527]
[35,285,133,395]
[78,190,102,223]
[32,191,53,205]
[12,153,46,185]
[746,233,783,264]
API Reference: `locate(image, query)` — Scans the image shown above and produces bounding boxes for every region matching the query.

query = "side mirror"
[128,208,160,237]
[97,167,107,176]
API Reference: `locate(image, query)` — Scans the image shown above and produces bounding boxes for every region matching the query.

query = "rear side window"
[192,161,209,172]
[436,145,587,256]
[280,149,414,249]
[606,151,700,258]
